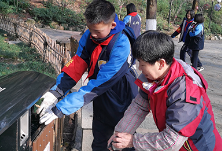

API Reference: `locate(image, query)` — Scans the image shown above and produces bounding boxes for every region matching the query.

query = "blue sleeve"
[189,24,203,37]
[76,29,90,57]
[55,33,131,115]
[123,15,131,24]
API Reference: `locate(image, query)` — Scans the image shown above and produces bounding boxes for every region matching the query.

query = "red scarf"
[128,12,137,17]
[85,34,115,80]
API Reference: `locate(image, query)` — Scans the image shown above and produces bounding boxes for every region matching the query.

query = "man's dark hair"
[84,0,116,24]
[132,30,174,65]
[186,9,195,19]
[194,14,204,23]
[126,3,137,15]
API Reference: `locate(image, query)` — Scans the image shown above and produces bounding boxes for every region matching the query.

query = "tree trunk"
[168,0,174,30]
[192,0,199,13]
[146,0,157,30]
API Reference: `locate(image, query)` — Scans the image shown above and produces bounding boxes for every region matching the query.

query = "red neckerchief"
[85,34,115,80]
[128,12,137,17]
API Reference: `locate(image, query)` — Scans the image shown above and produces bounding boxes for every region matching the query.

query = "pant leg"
[92,117,114,151]
[180,44,188,62]
[92,117,135,151]
[197,57,202,67]
[191,50,199,69]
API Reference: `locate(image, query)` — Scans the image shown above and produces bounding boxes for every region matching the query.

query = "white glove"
[40,109,58,125]
[36,92,58,117]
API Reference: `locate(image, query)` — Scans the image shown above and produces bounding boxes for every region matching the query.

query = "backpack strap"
[106,32,121,59]
[106,27,138,78]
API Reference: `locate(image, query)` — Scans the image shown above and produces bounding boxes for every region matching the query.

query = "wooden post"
[70,36,79,58]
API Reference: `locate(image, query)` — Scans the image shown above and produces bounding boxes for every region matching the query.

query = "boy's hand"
[39,109,58,125]
[107,134,116,150]
[36,92,58,117]
[112,132,134,149]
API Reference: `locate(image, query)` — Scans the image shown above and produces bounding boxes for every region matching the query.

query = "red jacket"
[135,58,222,150]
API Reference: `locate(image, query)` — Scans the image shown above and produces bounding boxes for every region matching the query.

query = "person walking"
[123,3,141,38]
[37,0,138,150]
[171,10,204,71]
[188,14,205,71]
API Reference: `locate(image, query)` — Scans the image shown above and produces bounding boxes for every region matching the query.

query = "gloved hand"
[36,92,58,117]
[40,109,58,125]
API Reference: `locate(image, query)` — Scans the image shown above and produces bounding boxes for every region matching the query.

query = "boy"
[37,0,138,150]
[123,3,141,38]
[108,31,222,150]
[188,14,205,71]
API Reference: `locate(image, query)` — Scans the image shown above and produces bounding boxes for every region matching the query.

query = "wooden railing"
[0,16,73,74]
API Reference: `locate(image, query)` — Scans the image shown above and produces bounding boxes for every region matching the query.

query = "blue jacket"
[51,14,138,126]
[188,23,204,50]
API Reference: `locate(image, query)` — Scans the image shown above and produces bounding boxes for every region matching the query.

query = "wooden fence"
[0,16,72,74]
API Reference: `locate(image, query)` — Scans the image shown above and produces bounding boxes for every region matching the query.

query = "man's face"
[87,21,116,39]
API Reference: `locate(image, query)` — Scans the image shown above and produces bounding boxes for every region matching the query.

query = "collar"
[110,14,125,35]
[128,12,137,17]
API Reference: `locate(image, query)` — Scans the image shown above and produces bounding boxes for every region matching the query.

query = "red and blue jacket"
[171,17,194,43]
[51,14,138,126]
[123,12,141,38]
[135,58,222,150]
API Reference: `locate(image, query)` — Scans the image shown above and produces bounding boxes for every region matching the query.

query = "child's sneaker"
[197,66,204,72]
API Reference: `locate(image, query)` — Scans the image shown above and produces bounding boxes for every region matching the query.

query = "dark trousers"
[180,44,202,67]
[92,117,135,151]
[191,50,201,69]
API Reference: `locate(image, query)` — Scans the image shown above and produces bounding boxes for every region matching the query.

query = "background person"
[37,0,138,150]
[108,30,222,151]
[123,3,141,38]
[188,14,205,71]
[171,9,203,71]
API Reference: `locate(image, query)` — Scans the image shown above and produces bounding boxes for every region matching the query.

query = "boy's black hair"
[84,0,116,24]
[194,14,204,23]
[132,30,174,65]
[186,9,195,19]
[126,3,137,15]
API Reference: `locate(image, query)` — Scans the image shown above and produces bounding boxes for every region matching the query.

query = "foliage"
[0,29,57,78]
[0,1,15,15]
[30,2,85,31]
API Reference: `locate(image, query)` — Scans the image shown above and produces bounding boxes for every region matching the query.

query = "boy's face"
[87,21,116,39]
[138,59,167,81]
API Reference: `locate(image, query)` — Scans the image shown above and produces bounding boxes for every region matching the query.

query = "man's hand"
[36,92,58,117]
[39,109,58,125]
